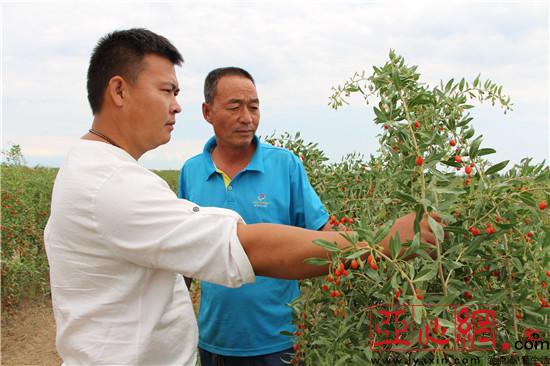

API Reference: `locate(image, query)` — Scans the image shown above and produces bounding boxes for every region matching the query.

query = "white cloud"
[1,1,548,168]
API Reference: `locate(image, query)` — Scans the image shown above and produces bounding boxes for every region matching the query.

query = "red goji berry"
[394,289,401,300]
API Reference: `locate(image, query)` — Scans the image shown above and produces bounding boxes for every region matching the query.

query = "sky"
[1,1,549,170]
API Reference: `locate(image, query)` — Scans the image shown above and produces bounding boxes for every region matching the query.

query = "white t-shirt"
[45,140,255,365]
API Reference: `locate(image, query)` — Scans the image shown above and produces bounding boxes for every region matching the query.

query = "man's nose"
[172,99,182,114]
[238,107,253,123]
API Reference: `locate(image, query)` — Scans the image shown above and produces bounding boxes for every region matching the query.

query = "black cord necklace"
[88,129,121,148]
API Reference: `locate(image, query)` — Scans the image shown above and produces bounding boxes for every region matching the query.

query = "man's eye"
[162,89,179,96]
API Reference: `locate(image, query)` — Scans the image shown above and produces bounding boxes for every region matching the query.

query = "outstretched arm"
[237,212,437,280]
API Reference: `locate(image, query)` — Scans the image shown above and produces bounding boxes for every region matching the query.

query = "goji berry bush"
[1,146,56,309]
[265,51,550,365]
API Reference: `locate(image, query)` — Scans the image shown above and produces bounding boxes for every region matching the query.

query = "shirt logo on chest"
[253,193,270,208]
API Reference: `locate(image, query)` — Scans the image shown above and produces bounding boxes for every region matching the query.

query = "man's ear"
[202,102,213,125]
[106,76,127,108]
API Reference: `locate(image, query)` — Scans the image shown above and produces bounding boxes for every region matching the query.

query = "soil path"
[1,296,61,366]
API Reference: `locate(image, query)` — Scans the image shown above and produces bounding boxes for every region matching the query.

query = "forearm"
[236,213,432,280]
[237,223,349,279]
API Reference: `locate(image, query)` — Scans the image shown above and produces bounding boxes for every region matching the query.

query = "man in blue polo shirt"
[178,67,330,366]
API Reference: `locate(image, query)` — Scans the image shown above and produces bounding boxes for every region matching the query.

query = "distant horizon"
[3,129,548,172]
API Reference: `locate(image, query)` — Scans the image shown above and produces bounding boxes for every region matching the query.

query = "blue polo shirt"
[178,136,328,356]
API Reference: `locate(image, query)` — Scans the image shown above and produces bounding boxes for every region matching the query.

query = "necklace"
[88,129,121,148]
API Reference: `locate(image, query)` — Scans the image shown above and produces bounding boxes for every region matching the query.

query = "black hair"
[87,28,183,114]
[204,67,255,104]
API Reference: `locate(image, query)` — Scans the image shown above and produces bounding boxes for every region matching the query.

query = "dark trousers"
[199,347,294,366]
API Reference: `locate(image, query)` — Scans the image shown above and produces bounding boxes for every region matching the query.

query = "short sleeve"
[177,165,185,199]
[94,163,255,288]
[289,155,329,230]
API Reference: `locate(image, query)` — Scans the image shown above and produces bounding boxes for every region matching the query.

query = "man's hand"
[379,212,441,256]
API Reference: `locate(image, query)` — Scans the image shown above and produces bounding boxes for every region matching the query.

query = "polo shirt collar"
[201,135,265,181]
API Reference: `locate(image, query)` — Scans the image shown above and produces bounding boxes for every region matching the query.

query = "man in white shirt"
[45,28,437,366]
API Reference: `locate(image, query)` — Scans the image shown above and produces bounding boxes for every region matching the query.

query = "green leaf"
[477,148,496,156]
[392,70,401,88]
[469,136,483,158]
[434,187,465,195]
[403,233,421,257]
[345,248,370,260]
[428,216,445,242]
[441,159,462,168]
[374,220,394,244]
[511,257,523,272]
[485,160,509,175]
[495,222,514,230]
[442,259,464,270]
[304,257,331,266]
[414,266,437,283]
[445,78,454,92]
[437,293,458,307]
[463,128,475,140]
[414,204,423,235]
[412,297,424,324]
[428,168,451,181]
[390,232,402,259]
[393,191,418,204]
[488,290,507,304]
[373,106,386,122]
[459,78,465,91]
[419,197,433,209]
[444,226,468,235]
[518,192,537,207]
[312,239,339,252]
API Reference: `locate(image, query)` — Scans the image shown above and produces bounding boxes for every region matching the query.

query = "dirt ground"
[1,296,61,366]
